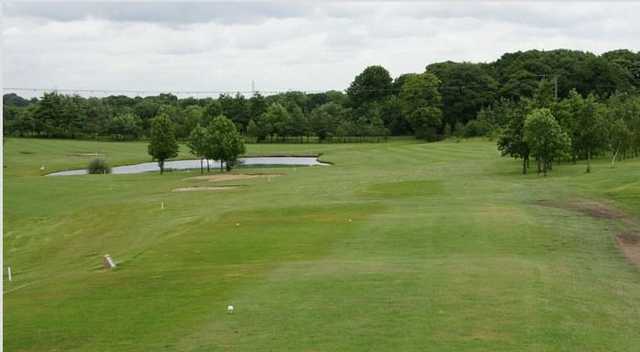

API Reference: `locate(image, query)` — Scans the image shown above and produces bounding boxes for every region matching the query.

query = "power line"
[3,81,632,98]
[3,87,337,96]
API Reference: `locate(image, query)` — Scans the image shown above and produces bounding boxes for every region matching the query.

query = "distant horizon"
[3,1,639,98]
[4,46,638,99]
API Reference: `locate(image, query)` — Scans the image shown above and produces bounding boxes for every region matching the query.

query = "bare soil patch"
[616,232,640,267]
[68,152,105,157]
[172,186,239,192]
[184,173,284,183]
[537,199,626,220]
[537,198,640,269]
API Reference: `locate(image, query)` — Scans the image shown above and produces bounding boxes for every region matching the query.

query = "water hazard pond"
[47,157,328,176]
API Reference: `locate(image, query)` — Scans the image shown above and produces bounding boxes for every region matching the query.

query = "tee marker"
[103,254,116,269]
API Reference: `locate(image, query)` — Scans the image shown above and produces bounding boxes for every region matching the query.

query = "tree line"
[496,87,640,175]
[4,48,640,143]
[147,113,245,174]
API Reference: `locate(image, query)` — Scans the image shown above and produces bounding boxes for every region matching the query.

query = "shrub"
[453,121,465,138]
[443,123,452,138]
[463,119,493,137]
[108,113,142,141]
[87,158,111,174]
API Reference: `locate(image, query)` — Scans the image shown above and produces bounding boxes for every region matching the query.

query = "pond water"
[47,157,328,176]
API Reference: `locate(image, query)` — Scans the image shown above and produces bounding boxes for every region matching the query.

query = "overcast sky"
[3,1,640,97]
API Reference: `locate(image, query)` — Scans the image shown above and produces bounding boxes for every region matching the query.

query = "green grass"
[3,137,640,351]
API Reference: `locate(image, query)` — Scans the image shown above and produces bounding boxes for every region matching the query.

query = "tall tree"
[523,108,571,176]
[566,92,609,172]
[148,114,179,174]
[347,65,393,108]
[310,102,344,142]
[206,115,245,172]
[399,72,443,140]
[497,99,533,174]
[109,113,142,140]
[262,103,290,141]
[187,124,208,173]
[607,118,631,167]
[426,62,498,126]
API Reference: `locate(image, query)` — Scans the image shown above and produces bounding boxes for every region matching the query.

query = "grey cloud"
[3,1,310,24]
[390,2,639,30]
[3,1,639,97]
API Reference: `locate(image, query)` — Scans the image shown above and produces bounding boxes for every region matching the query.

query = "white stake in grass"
[161,201,165,210]
[7,267,12,282]
[103,255,117,269]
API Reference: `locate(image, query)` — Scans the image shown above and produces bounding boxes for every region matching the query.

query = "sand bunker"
[184,173,284,183]
[172,186,239,192]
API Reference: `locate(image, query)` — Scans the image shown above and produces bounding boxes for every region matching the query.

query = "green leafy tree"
[287,104,309,142]
[187,124,208,173]
[607,94,640,160]
[497,99,533,174]
[310,102,344,142]
[380,96,410,135]
[206,115,245,172]
[523,108,571,176]
[219,93,250,132]
[399,72,443,140]
[249,92,268,122]
[134,99,161,132]
[148,114,179,174]
[347,65,393,108]
[34,92,65,137]
[443,123,452,138]
[108,113,142,140]
[560,91,609,172]
[607,118,632,167]
[426,62,498,126]
[182,105,205,138]
[262,103,290,141]
[453,121,465,138]
[407,107,442,141]
[246,119,260,142]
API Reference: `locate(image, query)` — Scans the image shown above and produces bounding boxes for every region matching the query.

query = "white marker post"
[103,255,117,269]
[161,201,165,210]
[7,267,12,282]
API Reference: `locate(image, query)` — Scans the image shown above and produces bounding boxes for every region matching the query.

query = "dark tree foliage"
[347,65,393,108]
[426,61,499,126]
[147,114,179,174]
[3,93,33,107]
[4,48,640,144]
[497,99,534,174]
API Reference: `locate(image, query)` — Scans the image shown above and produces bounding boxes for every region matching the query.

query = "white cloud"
[2,1,639,97]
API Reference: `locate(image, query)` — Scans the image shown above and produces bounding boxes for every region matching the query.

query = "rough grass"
[3,137,640,351]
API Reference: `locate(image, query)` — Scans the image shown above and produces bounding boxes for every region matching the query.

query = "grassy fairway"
[3,137,640,351]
